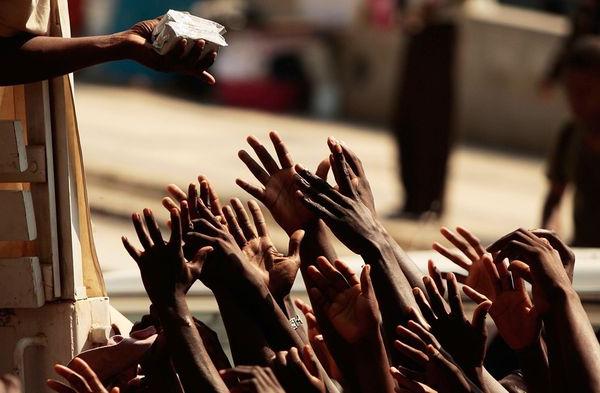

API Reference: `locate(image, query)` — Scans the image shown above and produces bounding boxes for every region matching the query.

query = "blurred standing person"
[541,0,600,92]
[390,0,465,218]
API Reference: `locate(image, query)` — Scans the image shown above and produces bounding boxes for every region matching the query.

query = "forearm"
[544,289,600,391]
[363,243,423,341]
[156,297,228,393]
[213,287,275,366]
[0,34,130,85]
[516,338,550,393]
[382,228,425,292]
[300,220,337,266]
[350,330,396,393]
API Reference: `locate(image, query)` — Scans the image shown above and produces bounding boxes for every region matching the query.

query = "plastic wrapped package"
[152,9,228,57]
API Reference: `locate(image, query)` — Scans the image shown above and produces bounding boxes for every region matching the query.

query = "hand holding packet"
[152,10,228,57]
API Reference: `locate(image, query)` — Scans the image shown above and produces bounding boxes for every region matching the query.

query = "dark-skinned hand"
[47,358,120,393]
[432,226,495,299]
[488,228,573,315]
[471,254,541,351]
[220,366,284,393]
[122,208,212,307]
[221,198,304,301]
[487,228,575,283]
[237,132,315,234]
[393,321,483,393]
[118,18,217,84]
[270,346,325,393]
[305,257,380,344]
[412,268,491,387]
[294,159,383,256]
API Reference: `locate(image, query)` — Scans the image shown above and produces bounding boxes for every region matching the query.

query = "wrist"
[110,31,143,61]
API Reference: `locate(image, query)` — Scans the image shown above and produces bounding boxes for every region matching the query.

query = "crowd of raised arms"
[2,133,598,393]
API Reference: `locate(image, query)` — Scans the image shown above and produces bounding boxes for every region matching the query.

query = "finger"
[393,340,429,366]
[247,135,281,175]
[196,218,222,237]
[166,184,187,202]
[287,230,305,258]
[168,208,182,247]
[462,285,490,304]
[196,198,221,226]
[315,158,330,180]
[359,264,376,300]
[301,345,320,378]
[440,227,480,262]
[445,272,466,321]
[53,364,91,393]
[496,239,538,266]
[269,131,294,168]
[238,150,271,184]
[222,206,247,247]
[423,276,448,319]
[69,358,105,392]
[507,261,533,283]
[46,380,77,393]
[161,196,180,212]
[143,209,164,246]
[456,226,486,256]
[471,300,492,334]
[247,200,269,237]
[132,212,153,250]
[427,260,445,296]
[432,241,472,271]
[295,164,338,197]
[396,325,428,351]
[413,287,436,324]
[390,367,426,391]
[231,198,258,240]
[306,265,334,299]
[483,254,502,295]
[187,183,199,219]
[496,257,515,290]
[198,177,211,207]
[327,138,354,196]
[294,298,313,315]
[333,259,360,286]
[122,236,141,262]
[180,200,192,233]
[316,256,351,292]
[406,320,439,347]
[296,191,337,222]
[235,178,265,201]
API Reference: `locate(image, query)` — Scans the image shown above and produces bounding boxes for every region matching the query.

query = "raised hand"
[320,138,377,215]
[393,322,483,393]
[295,162,383,256]
[468,254,541,351]
[270,346,326,393]
[432,227,494,298]
[488,228,575,283]
[237,132,315,234]
[488,228,572,315]
[47,358,119,393]
[120,19,217,84]
[294,299,342,381]
[220,366,285,393]
[412,269,491,386]
[305,257,379,343]
[122,208,212,306]
[221,198,304,301]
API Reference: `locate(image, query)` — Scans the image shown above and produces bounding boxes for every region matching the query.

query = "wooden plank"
[0,145,46,183]
[0,190,37,240]
[0,121,28,173]
[0,257,45,308]
[25,81,61,299]
[0,86,15,120]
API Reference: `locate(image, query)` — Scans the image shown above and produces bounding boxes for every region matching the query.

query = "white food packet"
[152,10,228,57]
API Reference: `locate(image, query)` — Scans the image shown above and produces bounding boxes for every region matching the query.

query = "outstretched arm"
[0,19,216,86]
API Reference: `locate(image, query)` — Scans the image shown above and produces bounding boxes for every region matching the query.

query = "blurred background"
[67,0,598,344]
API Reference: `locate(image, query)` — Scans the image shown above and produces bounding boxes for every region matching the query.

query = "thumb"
[360,265,375,299]
[471,300,492,334]
[508,261,533,283]
[287,230,305,257]
[193,246,214,263]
